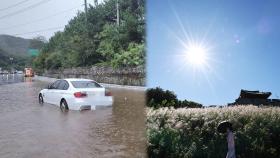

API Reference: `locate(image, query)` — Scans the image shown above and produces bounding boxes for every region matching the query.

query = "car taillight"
[105,90,112,96]
[74,92,87,98]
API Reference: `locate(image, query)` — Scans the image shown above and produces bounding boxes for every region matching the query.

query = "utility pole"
[116,0,120,26]
[84,0,88,26]
[9,57,13,73]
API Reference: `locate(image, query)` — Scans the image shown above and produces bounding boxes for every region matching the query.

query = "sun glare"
[185,43,208,68]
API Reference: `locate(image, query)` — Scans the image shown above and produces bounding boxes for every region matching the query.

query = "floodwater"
[0,74,24,85]
[0,75,147,158]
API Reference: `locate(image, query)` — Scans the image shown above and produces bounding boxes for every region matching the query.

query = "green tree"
[33,0,145,70]
[146,87,203,108]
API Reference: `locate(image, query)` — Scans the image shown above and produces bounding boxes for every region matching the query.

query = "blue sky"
[147,0,280,105]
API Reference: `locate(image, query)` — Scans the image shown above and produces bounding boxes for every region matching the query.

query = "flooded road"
[0,74,24,86]
[0,77,147,158]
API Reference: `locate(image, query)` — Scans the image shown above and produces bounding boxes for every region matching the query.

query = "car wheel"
[60,99,69,112]
[39,94,44,104]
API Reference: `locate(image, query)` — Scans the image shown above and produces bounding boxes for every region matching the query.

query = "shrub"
[146,87,202,109]
[147,106,280,158]
[177,100,203,108]
[146,87,178,108]
[111,43,145,68]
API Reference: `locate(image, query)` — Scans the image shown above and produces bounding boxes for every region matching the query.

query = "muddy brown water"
[0,76,147,158]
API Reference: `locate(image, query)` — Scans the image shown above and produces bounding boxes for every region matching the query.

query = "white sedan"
[39,78,113,111]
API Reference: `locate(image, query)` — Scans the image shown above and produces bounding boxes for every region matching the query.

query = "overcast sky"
[0,0,103,40]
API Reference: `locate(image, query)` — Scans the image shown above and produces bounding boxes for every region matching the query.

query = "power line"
[0,0,52,21]
[0,0,31,12]
[11,26,64,36]
[0,5,82,31]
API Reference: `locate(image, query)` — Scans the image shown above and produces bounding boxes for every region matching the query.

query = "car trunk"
[74,87,112,107]
[76,88,105,97]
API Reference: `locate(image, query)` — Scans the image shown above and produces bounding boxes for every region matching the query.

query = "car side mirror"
[46,84,52,89]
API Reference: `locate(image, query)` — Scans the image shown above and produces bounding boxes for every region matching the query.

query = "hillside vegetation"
[0,35,44,70]
[147,87,202,108]
[0,35,30,57]
[147,106,280,158]
[33,0,145,70]
[0,49,28,70]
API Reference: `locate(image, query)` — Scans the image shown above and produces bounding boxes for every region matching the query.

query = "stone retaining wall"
[42,66,145,86]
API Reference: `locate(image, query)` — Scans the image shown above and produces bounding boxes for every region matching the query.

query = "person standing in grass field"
[226,127,236,158]
[217,121,236,158]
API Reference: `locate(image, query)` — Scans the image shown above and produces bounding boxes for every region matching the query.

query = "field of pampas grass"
[147,105,280,158]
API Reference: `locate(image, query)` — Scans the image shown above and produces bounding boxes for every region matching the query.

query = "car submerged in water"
[39,78,113,111]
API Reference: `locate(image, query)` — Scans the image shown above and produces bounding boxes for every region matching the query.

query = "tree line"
[0,49,27,70]
[33,0,145,71]
[146,87,203,108]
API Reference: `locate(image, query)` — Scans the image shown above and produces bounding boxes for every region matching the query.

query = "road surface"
[0,75,147,158]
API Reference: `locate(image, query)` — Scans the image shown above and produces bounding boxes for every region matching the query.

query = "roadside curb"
[33,75,146,91]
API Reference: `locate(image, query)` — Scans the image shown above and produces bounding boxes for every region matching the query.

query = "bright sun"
[185,44,208,68]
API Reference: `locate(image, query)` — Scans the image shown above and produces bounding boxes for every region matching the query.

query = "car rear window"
[71,81,102,88]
